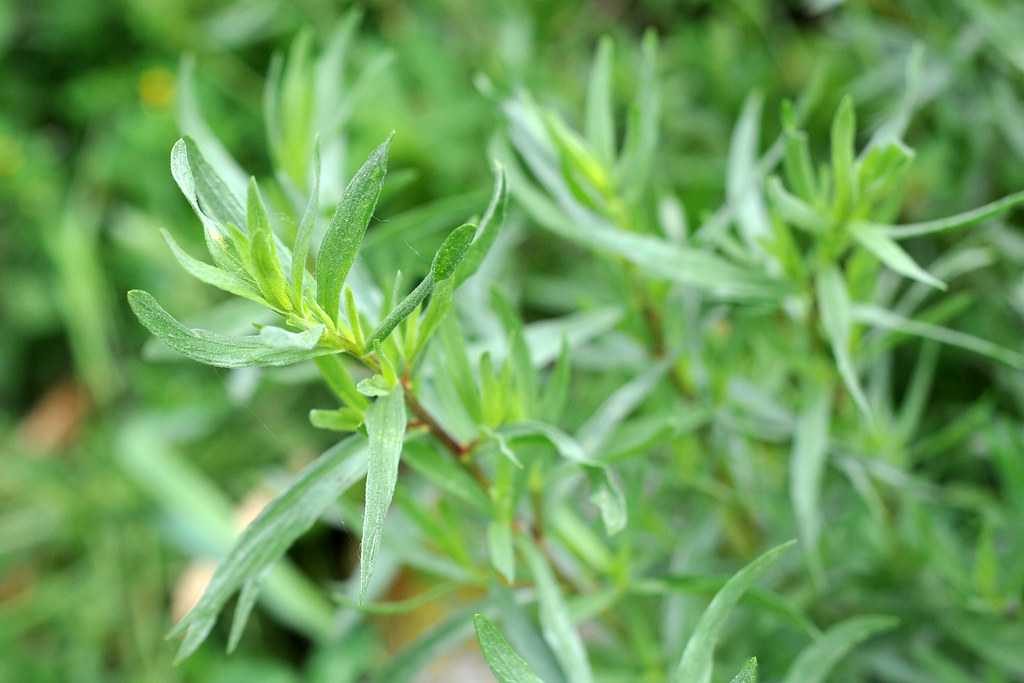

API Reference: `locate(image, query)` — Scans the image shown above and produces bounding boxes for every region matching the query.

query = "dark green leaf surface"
[317,136,391,322]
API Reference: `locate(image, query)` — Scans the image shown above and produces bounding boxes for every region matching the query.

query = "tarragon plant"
[130,22,1024,682]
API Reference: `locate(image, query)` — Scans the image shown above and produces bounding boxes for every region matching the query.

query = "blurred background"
[4,1,1024,681]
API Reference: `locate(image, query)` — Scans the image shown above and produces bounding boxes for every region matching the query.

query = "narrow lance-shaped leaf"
[850,222,945,290]
[474,614,545,683]
[815,267,871,420]
[878,189,1024,239]
[455,165,508,286]
[359,386,406,603]
[160,229,268,305]
[168,435,368,661]
[317,135,392,322]
[782,615,898,683]
[247,178,293,311]
[830,96,856,223]
[366,223,476,349]
[584,36,616,166]
[292,139,321,301]
[169,138,249,279]
[519,537,596,683]
[500,421,626,534]
[128,290,328,368]
[673,540,795,683]
[790,382,833,589]
[849,304,1024,370]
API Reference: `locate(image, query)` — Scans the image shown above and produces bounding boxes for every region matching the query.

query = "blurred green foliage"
[3,1,1024,681]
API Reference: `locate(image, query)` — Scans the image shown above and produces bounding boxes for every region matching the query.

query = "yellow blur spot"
[138,67,175,108]
[0,136,25,176]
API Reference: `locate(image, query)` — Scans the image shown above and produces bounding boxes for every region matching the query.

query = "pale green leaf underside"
[128,290,328,368]
[360,387,407,602]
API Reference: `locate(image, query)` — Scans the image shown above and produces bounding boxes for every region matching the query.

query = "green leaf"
[474,614,546,683]
[767,177,827,234]
[673,540,795,683]
[367,224,476,349]
[359,386,406,603]
[539,338,571,423]
[520,537,595,683]
[849,304,1024,369]
[728,91,771,248]
[316,135,392,322]
[850,223,945,290]
[401,439,490,513]
[782,615,898,683]
[617,29,659,199]
[815,267,871,419]
[781,100,817,202]
[169,138,249,279]
[310,407,364,432]
[730,658,759,683]
[455,166,508,286]
[292,140,321,301]
[160,229,267,305]
[877,190,1024,239]
[499,422,626,534]
[830,95,856,222]
[314,354,369,410]
[789,382,833,589]
[576,356,672,455]
[584,36,616,166]
[247,178,293,311]
[168,435,368,660]
[128,290,327,368]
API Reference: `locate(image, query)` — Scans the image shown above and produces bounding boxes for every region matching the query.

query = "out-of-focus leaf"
[168,435,368,660]
[851,304,1024,369]
[373,603,485,683]
[815,267,871,419]
[500,421,626,533]
[877,190,1024,239]
[850,223,945,290]
[317,135,391,322]
[790,382,833,588]
[584,36,615,166]
[401,439,490,513]
[728,91,771,250]
[359,386,406,602]
[830,96,856,222]
[474,614,545,683]
[673,541,795,683]
[520,537,594,683]
[128,290,328,367]
[782,615,898,683]
[293,141,321,300]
